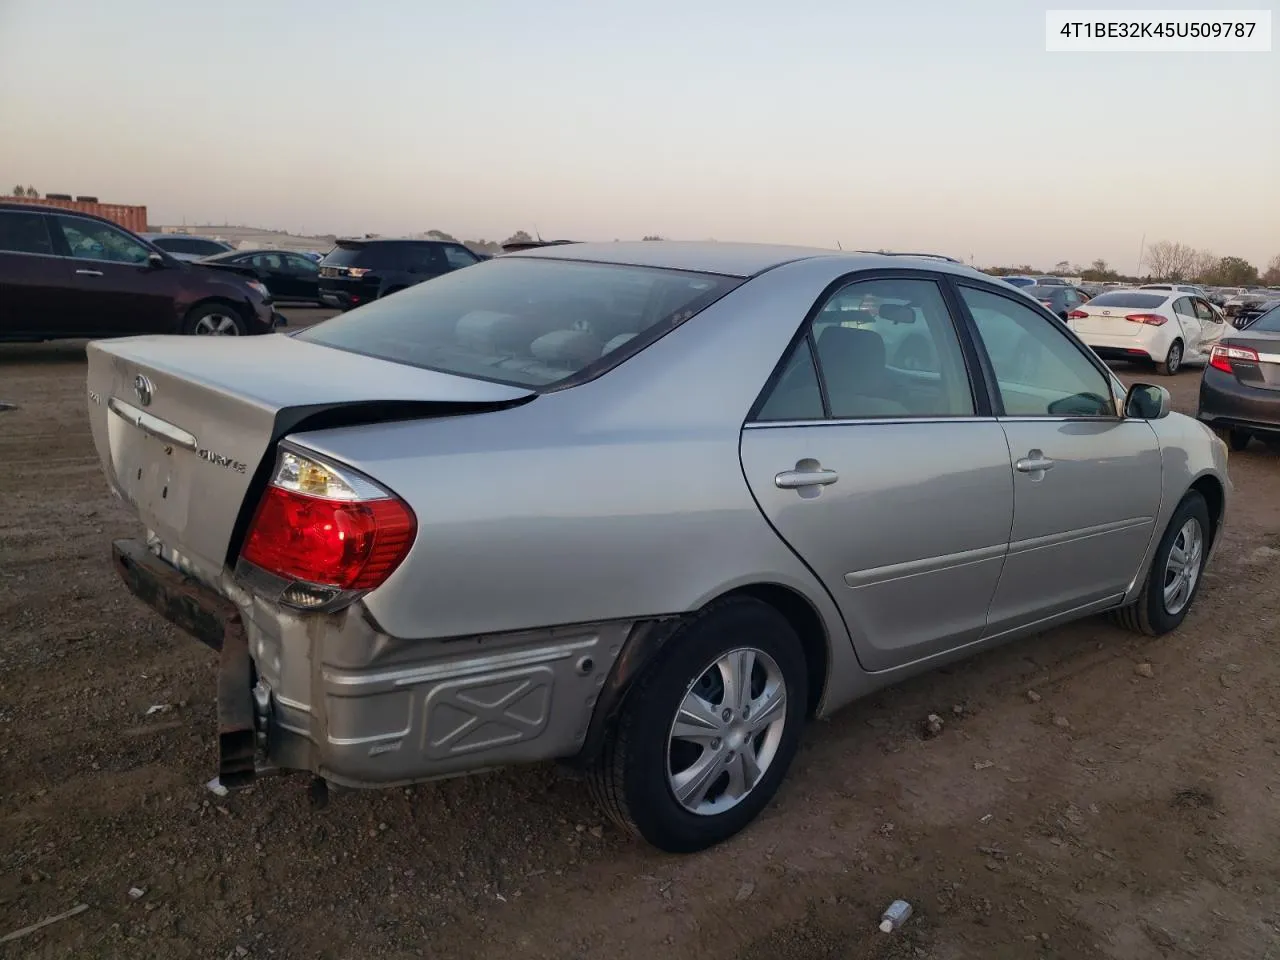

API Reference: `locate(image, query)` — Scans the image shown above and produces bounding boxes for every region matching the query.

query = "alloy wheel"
[667,647,787,816]
[1163,517,1203,615]
[192,313,241,335]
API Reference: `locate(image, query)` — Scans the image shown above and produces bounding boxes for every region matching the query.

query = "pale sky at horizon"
[1,0,1276,272]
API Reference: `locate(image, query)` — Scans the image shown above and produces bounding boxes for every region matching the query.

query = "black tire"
[182,302,247,336]
[1155,339,1183,376]
[589,597,809,853]
[1110,491,1210,636]
[1228,429,1252,452]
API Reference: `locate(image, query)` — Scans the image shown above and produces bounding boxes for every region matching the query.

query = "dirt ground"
[3,313,1279,960]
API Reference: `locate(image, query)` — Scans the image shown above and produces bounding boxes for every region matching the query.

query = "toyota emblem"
[133,374,154,407]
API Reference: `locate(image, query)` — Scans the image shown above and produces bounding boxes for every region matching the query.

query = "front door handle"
[1015,451,1056,473]
[775,464,839,489]
[75,269,104,277]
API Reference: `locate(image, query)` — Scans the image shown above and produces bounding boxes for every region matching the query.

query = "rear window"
[1025,286,1061,298]
[1003,277,1034,286]
[1086,292,1168,309]
[296,257,741,388]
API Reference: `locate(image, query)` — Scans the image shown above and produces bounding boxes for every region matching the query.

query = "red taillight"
[1209,343,1258,373]
[241,449,416,592]
[1067,309,1088,320]
[1125,313,1168,326]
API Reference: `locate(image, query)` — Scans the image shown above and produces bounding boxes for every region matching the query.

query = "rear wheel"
[183,303,246,336]
[1111,491,1209,636]
[1155,339,1183,376]
[1228,429,1253,452]
[589,597,808,853]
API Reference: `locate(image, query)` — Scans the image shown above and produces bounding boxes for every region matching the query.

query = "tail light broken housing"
[237,446,417,611]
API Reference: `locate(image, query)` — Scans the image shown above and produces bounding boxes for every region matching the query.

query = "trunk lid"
[1220,331,1280,392]
[1069,302,1151,338]
[86,333,534,581]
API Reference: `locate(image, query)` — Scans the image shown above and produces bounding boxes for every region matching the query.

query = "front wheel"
[183,303,246,336]
[1111,491,1210,636]
[1155,339,1183,376]
[589,598,808,853]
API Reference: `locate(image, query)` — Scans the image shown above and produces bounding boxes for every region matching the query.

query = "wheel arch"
[569,581,832,768]
[1189,471,1225,547]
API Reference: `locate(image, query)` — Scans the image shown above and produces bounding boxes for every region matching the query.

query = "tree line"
[986,245,1280,287]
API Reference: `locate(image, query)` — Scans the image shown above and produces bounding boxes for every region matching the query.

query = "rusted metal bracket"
[112,539,257,788]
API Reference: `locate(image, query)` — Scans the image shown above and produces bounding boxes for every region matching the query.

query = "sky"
[0,0,1276,272]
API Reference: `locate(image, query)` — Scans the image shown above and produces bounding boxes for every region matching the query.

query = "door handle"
[775,467,839,489]
[1015,452,1056,473]
[75,269,104,277]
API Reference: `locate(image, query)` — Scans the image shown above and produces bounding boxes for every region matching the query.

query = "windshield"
[296,257,742,388]
[1026,286,1061,298]
[1086,292,1167,309]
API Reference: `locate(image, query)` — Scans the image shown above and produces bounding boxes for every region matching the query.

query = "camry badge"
[133,374,154,407]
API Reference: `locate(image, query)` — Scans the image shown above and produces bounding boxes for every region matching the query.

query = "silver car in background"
[87,242,1230,852]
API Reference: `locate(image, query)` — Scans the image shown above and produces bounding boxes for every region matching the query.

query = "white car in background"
[1067,288,1228,375]
[1140,283,1210,298]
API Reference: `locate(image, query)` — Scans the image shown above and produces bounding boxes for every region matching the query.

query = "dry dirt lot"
[3,313,1280,960]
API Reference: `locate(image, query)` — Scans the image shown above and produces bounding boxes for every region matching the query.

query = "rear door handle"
[75,269,104,277]
[1015,452,1056,473]
[775,467,839,489]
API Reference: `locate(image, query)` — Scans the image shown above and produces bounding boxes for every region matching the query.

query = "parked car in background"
[1067,288,1227,375]
[1141,283,1210,298]
[1024,284,1090,321]
[200,248,322,304]
[1234,299,1280,330]
[1198,302,1280,450]
[317,237,484,310]
[140,233,235,262]
[1223,292,1271,321]
[0,202,280,339]
[90,242,1228,853]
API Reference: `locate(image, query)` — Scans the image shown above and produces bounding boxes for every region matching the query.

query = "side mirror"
[147,252,166,269]
[1124,382,1172,420]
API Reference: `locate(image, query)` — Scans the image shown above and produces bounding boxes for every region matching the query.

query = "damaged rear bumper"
[112,538,257,788]
[111,537,653,790]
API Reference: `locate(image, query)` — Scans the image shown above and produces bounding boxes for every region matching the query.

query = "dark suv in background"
[317,237,485,310]
[0,203,281,340]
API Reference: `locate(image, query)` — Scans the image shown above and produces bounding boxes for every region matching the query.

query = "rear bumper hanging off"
[112,539,257,788]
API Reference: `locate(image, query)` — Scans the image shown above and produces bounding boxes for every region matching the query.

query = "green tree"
[425,229,457,242]
[11,184,24,197]
[24,185,37,198]
[1204,256,1258,287]
[1261,254,1280,286]
[502,230,533,246]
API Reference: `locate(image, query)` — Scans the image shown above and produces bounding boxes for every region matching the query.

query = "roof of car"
[506,240,972,279]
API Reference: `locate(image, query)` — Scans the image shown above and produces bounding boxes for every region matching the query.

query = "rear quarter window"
[296,257,741,389]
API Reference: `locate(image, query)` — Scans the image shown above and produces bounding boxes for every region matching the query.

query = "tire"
[1228,430,1252,452]
[183,302,247,336]
[1155,339,1183,376]
[589,597,809,853]
[1110,491,1210,637]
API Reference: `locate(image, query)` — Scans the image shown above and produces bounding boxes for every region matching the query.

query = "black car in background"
[1024,284,1090,321]
[317,238,484,310]
[1233,299,1280,330]
[200,248,322,304]
[1198,303,1280,451]
[0,202,280,340]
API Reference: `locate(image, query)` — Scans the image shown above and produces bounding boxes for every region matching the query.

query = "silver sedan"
[88,242,1230,852]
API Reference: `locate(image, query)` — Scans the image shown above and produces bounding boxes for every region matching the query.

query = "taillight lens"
[241,449,416,592]
[1209,343,1259,373]
[1125,313,1168,326]
[1067,309,1088,320]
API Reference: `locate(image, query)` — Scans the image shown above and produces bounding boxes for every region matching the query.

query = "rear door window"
[0,211,55,255]
[756,276,975,420]
[296,257,741,388]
